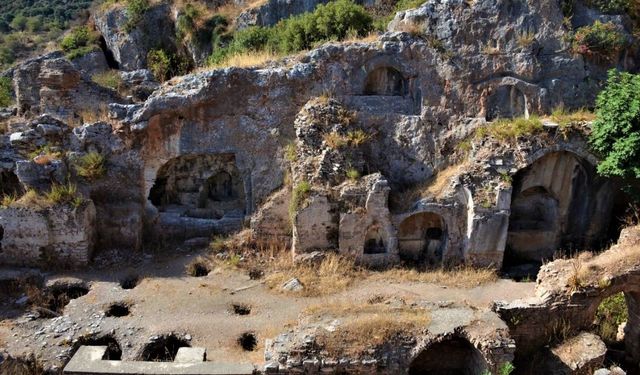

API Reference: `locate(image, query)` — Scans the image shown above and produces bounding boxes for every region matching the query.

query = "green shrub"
[60,26,99,59]
[571,21,627,59]
[210,0,372,65]
[147,49,171,81]
[9,15,28,31]
[590,70,640,184]
[0,77,13,108]
[124,0,150,33]
[74,152,106,180]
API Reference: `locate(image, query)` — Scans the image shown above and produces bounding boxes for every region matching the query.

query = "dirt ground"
[0,248,535,369]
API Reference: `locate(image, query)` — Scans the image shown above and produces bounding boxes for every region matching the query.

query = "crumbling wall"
[495,226,640,368]
[0,202,96,267]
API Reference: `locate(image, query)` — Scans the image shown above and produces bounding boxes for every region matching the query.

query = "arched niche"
[148,153,245,218]
[398,212,447,266]
[363,224,387,255]
[505,151,612,267]
[485,85,527,121]
[364,66,408,96]
[409,336,489,375]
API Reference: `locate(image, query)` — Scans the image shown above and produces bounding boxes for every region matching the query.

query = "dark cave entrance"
[364,66,408,96]
[99,35,120,70]
[409,337,488,375]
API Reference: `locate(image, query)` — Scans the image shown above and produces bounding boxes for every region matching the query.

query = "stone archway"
[364,67,408,96]
[485,85,527,121]
[363,224,387,255]
[398,212,446,266]
[148,154,245,219]
[505,151,615,267]
[409,336,489,375]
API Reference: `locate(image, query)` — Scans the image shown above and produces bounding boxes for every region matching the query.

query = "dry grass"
[370,266,498,288]
[390,162,467,210]
[10,189,51,209]
[343,32,379,44]
[262,251,361,297]
[74,104,112,126]
[207,50,280,69]
[309,302,430,356]
[548,107,596,127]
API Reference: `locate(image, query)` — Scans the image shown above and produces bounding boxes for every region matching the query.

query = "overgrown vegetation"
[91,70,123,90]
[176,3,228,52]
[476,116,543,141]
[0,77,13,108]
[147,48,189,82]
[0,0,93,70]
[590,70,640,195]
[571,21,627,60]
[289,180,311,219]
[595,292,628,342]
[60,25,100,60]
[209,0,373,65]
[125,0,150,32]
[74,152,106,181]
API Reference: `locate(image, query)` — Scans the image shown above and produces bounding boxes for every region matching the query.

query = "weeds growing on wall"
[289,181,311,220]
[475,116,543,142]
[124,0,150,32]
[0,77,13,108]
[571,21,627,60]
[74,152,106,181]
[595,292,628,342]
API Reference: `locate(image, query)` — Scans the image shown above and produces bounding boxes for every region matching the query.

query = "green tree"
[590,70,640,185]
[147,49,171,82]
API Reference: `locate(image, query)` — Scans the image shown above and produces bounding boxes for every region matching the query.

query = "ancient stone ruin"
[0,0,639,373]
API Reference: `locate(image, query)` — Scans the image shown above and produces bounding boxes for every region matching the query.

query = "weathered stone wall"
[0,202,96,267]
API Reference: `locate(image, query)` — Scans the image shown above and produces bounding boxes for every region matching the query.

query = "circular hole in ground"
[248,268,263,280]
[74,335,122,360]
[120,275,140,290]
[231,303,251,316]
[33,282,90,315]
[237,332,257,351]
[186,261,210,277]
[140,334,191,362]
[105,302,130,317]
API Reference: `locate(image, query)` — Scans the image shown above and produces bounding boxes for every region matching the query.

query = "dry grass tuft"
[207,50,280,69]
[310,302,430,356]
[263,251,361,297]
[371,266,498,288]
